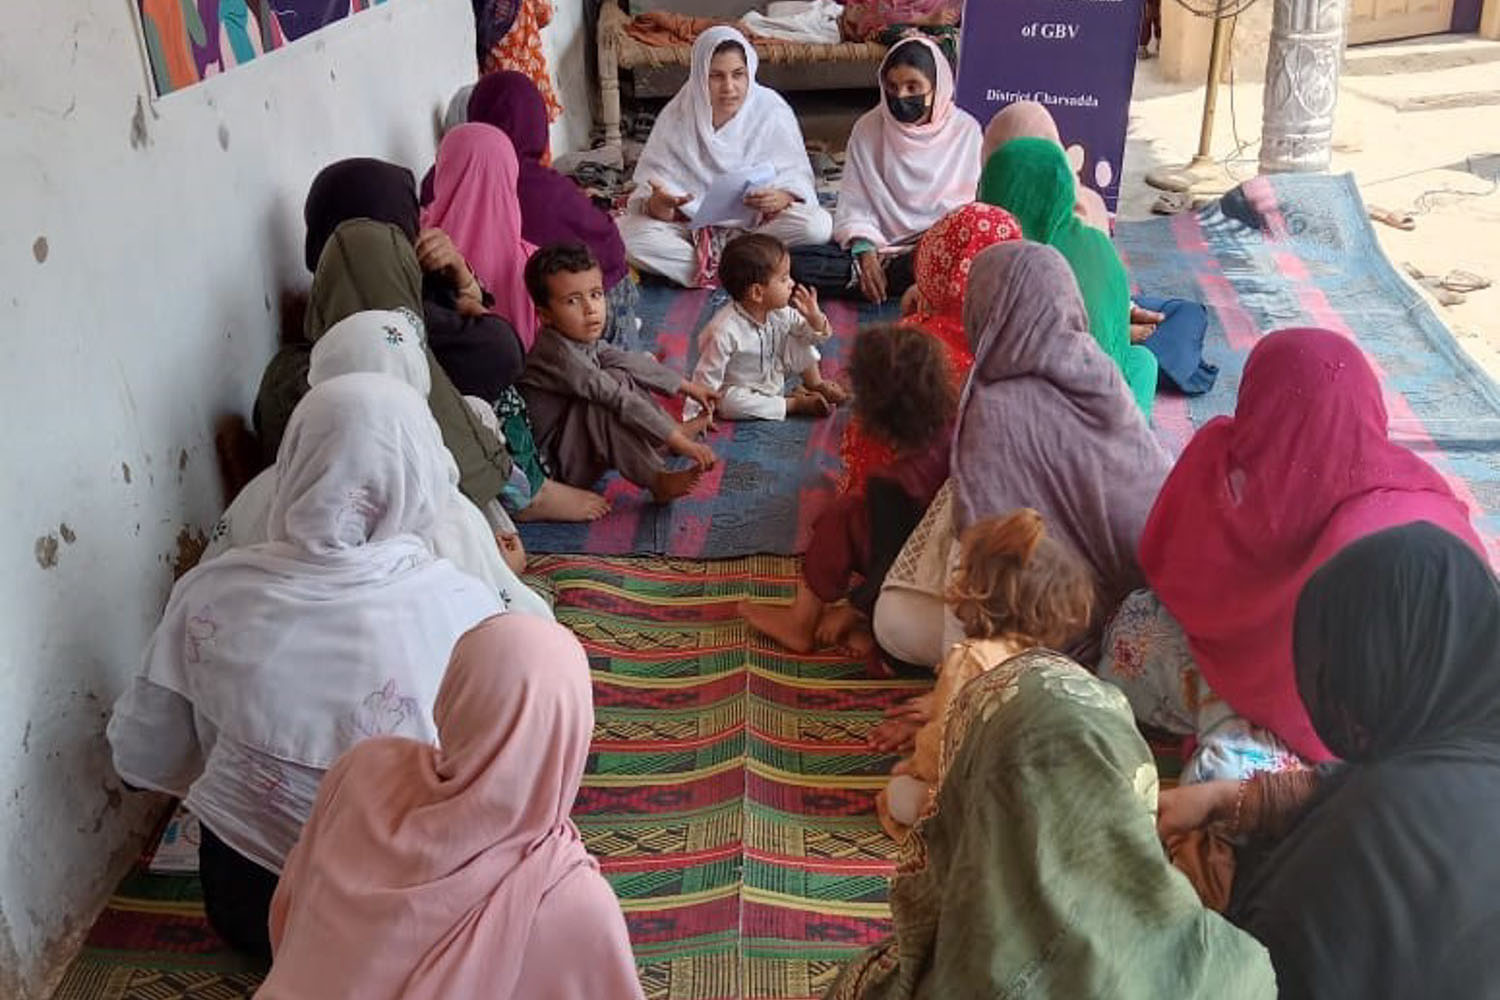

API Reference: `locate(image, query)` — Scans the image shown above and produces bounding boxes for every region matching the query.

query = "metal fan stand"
[1146,0,1258,194]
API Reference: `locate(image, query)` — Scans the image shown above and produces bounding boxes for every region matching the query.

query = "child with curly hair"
[878,508,1095,840]
[741,324,955,663]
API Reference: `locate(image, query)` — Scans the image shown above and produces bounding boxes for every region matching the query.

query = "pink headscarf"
[832,36,982,249]
[981,101,1110,233]
[259,615,643,1000]
[422,123,540,349]
[1140,329,1484,762]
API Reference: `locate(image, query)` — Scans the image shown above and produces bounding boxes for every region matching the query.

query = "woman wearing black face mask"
[819,36,981,303]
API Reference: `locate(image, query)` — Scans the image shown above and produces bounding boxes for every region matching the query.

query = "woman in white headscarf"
[618,26,831,288]
[833,35,981,303]
[107,373,505,960]
[205,310,552,620]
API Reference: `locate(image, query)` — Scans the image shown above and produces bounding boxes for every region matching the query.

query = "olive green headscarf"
[979,138,1157,417]
[827,649,1276,1000]
[252,219,511,506]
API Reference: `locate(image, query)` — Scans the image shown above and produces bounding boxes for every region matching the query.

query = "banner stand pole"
[1145,0,1242,194]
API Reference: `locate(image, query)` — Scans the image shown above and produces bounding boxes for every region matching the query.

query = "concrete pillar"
[1259,0,1346,173]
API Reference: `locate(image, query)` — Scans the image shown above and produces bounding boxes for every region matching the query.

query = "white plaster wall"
[544,0,598,153]
[0,1,477,995]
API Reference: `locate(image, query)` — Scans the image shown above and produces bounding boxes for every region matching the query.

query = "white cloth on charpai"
[741,0,844,44]
[833,36,982,251]
[203,310,549,619]
[109,373,504,871]
[686,302,830,421]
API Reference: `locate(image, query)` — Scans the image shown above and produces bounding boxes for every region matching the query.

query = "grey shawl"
[952,241,1171,613]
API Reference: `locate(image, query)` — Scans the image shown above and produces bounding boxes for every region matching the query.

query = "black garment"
[850,476,924,614]
[422,273,525,401]
[303,159,420,271]
[199,825,277,963]
[1230,523,1500,1000]
[789,243,916,302]
[305,158,526,402]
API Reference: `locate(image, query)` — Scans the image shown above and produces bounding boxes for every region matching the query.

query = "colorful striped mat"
[54,554,1184,1000]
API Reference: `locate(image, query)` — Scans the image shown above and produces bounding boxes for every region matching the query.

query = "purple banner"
[955,0,1145,211]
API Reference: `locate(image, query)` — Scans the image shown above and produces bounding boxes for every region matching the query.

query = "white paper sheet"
[687,163,777,230]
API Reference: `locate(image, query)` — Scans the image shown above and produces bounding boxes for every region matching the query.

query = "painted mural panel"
[136,0,393,96]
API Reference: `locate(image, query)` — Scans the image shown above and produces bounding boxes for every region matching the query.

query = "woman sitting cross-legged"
[107,373,505,959]
[811,36,979,303]
[982,99,1217,397]
[826,648,1276,999]
[619,27,832,288]
[257,615,645,1000]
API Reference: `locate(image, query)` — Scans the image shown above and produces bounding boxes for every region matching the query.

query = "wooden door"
[1348,0,1455,44]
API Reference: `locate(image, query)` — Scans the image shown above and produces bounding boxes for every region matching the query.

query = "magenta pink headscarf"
[422,123,540,349]
[1140,329,1484,762]
[259,615,643,1000]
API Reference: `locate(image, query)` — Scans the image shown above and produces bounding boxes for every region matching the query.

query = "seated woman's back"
[107,373,502,870]
[260,615,644,1000]
[1231,523,1500,1000]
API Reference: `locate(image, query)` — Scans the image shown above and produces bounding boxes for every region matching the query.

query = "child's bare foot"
[786,390,833,418]
[681,411,715,438]
[515,479,611,522]
[651,466,704,502]
[741,600,818,653]
[814,603,866,647]
[810,379,851,405]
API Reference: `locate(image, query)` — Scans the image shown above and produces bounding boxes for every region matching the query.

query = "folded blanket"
[624,11,770,47]
[743,0,844,44]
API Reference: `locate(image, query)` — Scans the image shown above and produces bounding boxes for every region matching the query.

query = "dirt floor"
[1120,33,1500,380]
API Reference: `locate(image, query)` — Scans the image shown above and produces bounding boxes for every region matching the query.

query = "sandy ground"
[1120,33,1500,380]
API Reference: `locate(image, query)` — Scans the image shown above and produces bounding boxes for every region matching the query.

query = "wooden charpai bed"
[596,0,888,155]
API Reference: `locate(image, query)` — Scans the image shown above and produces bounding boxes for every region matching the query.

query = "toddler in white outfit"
[686,233,848,421]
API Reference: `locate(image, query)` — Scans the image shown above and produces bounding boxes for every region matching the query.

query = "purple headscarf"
[953,241,1171,614]
[423,73,629,289]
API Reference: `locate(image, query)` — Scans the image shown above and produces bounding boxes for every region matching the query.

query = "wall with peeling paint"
[0,1,485,994]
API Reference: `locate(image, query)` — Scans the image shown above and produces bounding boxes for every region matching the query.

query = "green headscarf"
[252,219,512,506]
[827,649,1276,1000]
[979,138,1157,417]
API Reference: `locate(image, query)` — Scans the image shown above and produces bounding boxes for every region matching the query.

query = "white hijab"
[629,26,818,216]
[137,373,503,767]
[833,36,982,249]
[207,310,552,620]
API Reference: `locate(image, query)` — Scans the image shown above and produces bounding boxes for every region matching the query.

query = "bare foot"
[786,390,833,418]
[810,379,851,406]
[681,411,715,438]
[814,603,866,647]
[741,601,818,653]
[651,466,704,503]
[514,479,611,522]
[495,531,527,574]
[845,623,875,657]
